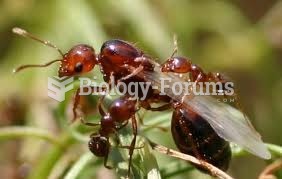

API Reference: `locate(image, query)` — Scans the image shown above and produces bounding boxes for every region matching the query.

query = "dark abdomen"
[171,107,231,172]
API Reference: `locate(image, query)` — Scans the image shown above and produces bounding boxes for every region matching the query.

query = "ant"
[12,27,169,177]
[84,94,167,177]
[12,27,171,122]
[13,27,271,176]
[148,38,269,172]
[85,95,141,177]
[160,39,245,119]
[158,49,233,171]
[157,41,240,172]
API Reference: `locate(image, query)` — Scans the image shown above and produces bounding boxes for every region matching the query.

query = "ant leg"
[193,73,205,85]
[78,95,108,126]
[181,71,205,103]
[137,112,168,132]
[76,93,106,126]
[127,115,138,178]
[104,154,113,169]
[181,75,199,103]
[137,102,170,132]
[118,65,144,82]
[206,72,227,95]
[72,86,107,123]
[141,102,171,112]
[116,121,129,130]
[80,117,100,127]
[139,116,168,132]
[77,93,106,126]
[113,130,144,149]
[72,88,81,123]
[98,95,107,116]
[104,137,113,169]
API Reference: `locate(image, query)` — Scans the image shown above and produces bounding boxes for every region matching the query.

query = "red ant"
[159,50,233,171]
[158,42,249,172]
[13,28,271,176]
[12,27,171,121]
[84,95,166,177]
[85,95,141,177]
[12,27,169,177]
[147,39,269,172]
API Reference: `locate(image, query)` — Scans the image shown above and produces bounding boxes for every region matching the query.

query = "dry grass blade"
[258,158,282,179]
[147,139,234,179]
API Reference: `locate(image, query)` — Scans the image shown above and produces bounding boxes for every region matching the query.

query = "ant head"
[12,28,97,76]
[88,135,109,157]
[161,56,192,73]
[59,44,97,77]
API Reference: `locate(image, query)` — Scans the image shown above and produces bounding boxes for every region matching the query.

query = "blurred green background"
[0,0,282,179]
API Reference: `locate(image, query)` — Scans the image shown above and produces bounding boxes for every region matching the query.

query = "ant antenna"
[170,34,178,58]
[13,59,62,73]
[12,27,64,73]
[12,27,64,57]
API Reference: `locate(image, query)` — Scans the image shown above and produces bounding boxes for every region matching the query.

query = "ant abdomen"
[171,106,231,172]
[88,136,110,157]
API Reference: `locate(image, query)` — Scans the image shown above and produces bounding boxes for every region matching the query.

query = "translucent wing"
[140,61,271,159]
[181,95,271,159]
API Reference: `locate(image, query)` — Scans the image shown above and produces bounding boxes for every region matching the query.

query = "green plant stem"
[28,132,75,179]
[232,143,282,158]
[267,143,282,156]
[0,126,60,145]
[64,152,93,179]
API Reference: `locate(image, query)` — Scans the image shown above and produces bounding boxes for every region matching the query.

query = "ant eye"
[74,62,83,73]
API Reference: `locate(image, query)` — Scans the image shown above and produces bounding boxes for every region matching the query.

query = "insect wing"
[182,95,271,159]
[141,62,271,159]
